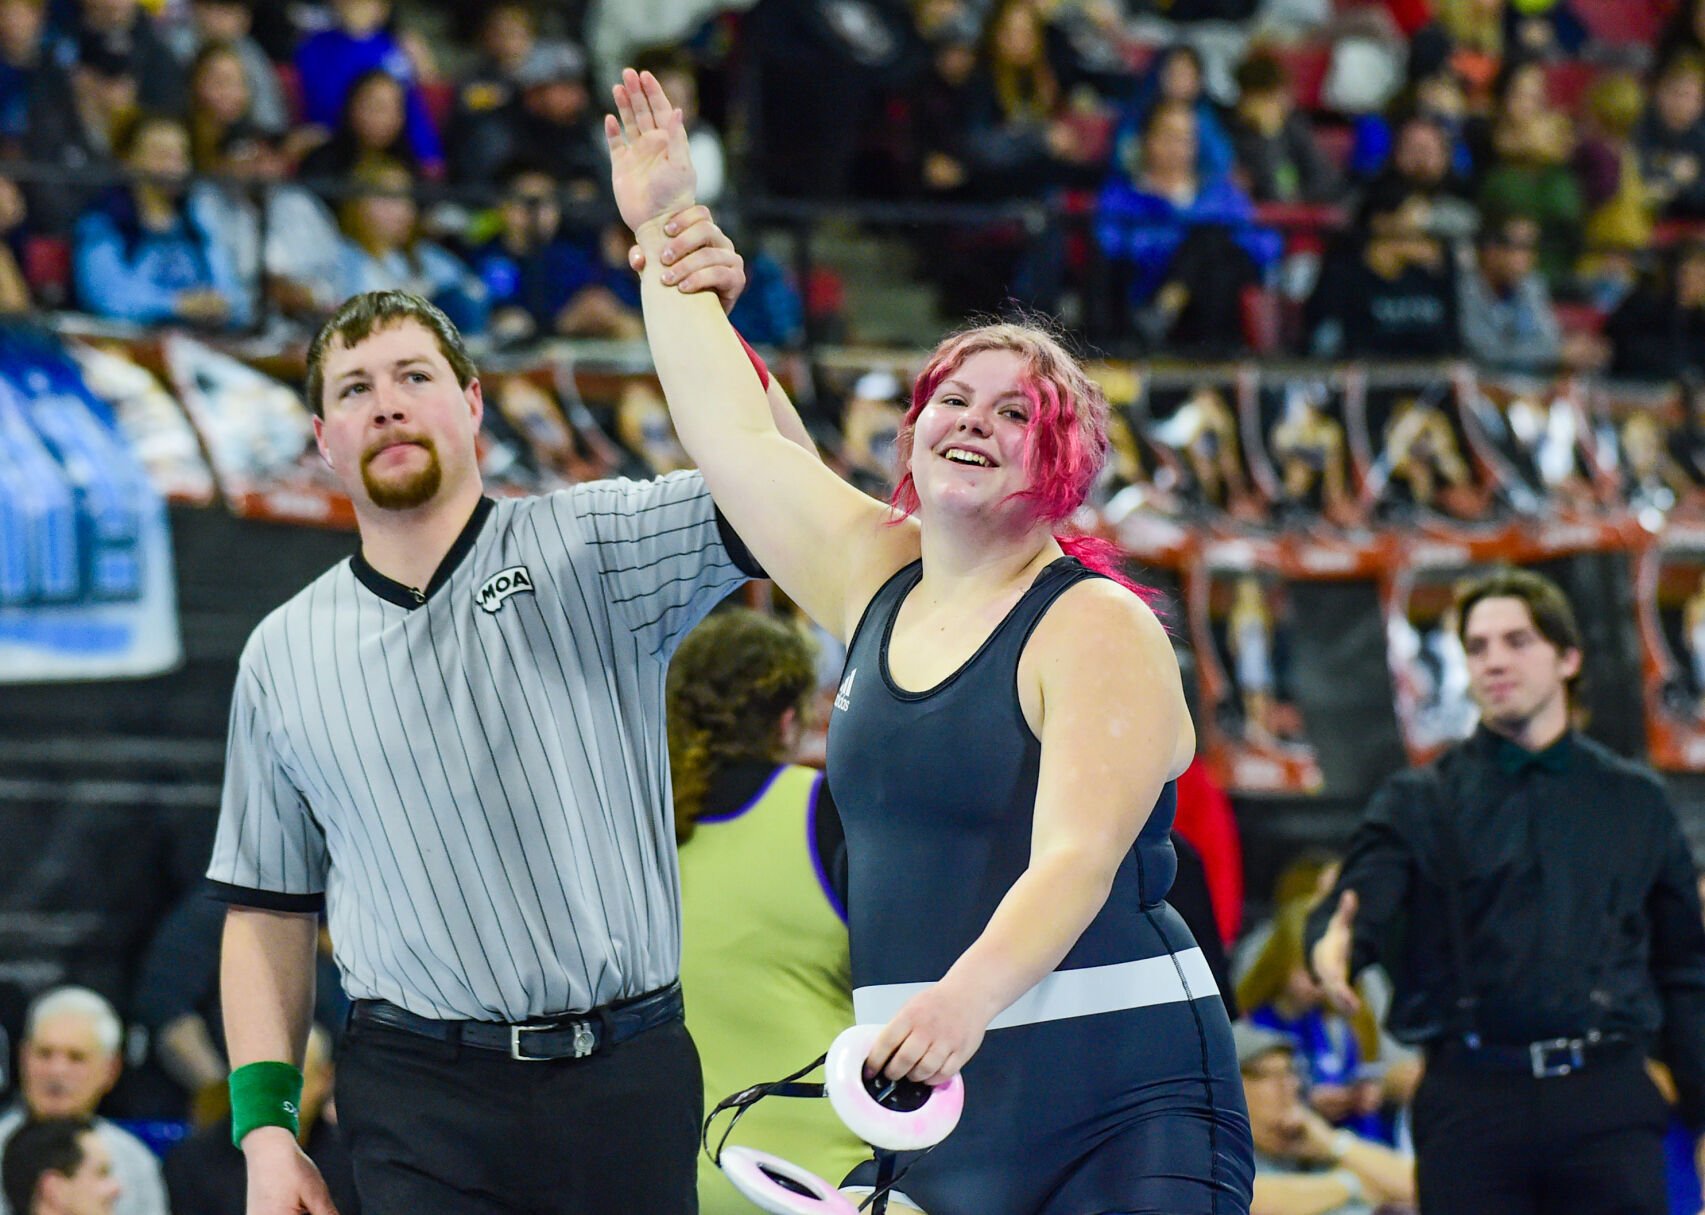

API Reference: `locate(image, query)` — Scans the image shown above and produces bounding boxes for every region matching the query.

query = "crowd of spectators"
[0,0,1681,383]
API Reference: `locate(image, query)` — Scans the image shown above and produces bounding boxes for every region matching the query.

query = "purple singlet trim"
[806,771,849,925]
[695,764,789,825]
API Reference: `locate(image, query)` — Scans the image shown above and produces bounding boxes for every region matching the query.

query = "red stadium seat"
[22,235,71,309]
[1554,301,1606,335]
[275,63,304,126]
[1271,43,1332,112]
[1571,0,1672,47]
[420,81,454,133]
[1544,61,1600,114]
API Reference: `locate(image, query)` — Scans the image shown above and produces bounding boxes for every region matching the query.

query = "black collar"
[1469,723,1574,777]
[350,497,495,609]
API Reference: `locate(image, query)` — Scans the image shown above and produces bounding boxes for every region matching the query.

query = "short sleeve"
[206,653,327,911]
[566,469,755,659]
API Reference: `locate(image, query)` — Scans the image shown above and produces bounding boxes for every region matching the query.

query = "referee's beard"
[362,437,444,511]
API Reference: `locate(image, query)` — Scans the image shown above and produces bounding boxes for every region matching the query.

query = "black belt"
[1429,1031,1636,1079]
[350,982,683,1061]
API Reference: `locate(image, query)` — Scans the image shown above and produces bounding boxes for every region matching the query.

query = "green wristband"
[229,1061,303,1148]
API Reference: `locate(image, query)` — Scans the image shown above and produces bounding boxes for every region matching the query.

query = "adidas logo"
[834,668,857,713]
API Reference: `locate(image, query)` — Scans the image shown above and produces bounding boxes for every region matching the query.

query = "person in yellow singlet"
[669,608,871,1215]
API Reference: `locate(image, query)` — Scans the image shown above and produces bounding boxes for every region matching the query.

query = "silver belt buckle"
[509,1019,596,1061]
[1529,1037,1584,1078]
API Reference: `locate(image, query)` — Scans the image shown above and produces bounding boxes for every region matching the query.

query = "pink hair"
[888,322,1154,600]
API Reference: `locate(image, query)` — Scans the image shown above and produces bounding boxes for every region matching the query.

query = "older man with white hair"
[0,989,167,1215]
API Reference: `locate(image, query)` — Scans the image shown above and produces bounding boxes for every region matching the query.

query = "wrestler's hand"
[866,980,992,1087]
[243,1126,339,1215]
[1310,889,1362,1016]
[626,204,746,313]
[606,69,696,235]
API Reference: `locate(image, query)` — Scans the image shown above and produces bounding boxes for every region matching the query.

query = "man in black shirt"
[1307,567,1705,1214]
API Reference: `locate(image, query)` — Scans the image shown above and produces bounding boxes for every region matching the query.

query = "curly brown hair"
[666,608,818,843]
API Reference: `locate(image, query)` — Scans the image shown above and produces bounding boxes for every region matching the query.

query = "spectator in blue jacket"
[472,161,604,342]
[72,114,248,327]
[1112,44,1235,185]
[332,158,486,335]
[293,0,442,175]
[1097,99,1279,348]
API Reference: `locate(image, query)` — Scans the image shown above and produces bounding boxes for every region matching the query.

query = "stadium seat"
[421,81,455,133]
[1544,61,1600,114]
[1554,301,1607,336]
[22,235,71,309]
[275,63,304,126]
[1271,43,1332,112]
[1571,0,1671,48]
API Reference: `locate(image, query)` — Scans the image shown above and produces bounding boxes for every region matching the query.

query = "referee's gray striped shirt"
[207,470,755,1021]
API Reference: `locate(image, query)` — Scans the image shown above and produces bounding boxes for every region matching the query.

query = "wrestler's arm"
[628,202,815,454]
[609,70,914,638]
[868,583,1190,1084]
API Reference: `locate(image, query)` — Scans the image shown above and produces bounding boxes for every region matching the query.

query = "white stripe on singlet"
[852,948,1219,1030]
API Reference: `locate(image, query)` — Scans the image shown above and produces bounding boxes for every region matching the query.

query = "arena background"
[1,0,1701,1150]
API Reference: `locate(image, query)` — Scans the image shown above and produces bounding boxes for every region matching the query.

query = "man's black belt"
[1429,1031,1637,1079]
[350,982,683,1061]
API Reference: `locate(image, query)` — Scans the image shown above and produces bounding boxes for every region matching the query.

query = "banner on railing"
[0,327,179,682]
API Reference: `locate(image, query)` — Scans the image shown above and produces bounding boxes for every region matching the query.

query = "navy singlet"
[826,557,1253,1215]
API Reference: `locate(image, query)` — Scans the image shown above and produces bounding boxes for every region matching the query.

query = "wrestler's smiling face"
[908,348,1035,520]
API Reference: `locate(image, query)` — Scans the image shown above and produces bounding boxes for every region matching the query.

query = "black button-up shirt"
[1305,726,1705,1127]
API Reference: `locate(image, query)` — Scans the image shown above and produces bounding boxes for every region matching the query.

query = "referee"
[210,226,809,1212]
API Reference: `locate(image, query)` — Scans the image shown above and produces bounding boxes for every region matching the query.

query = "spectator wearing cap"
[1638,51,1705,220]
[22,24,137,231]
[293,0,442,176]
[331,158,486,335]
[72,113,248,328]
[51,0,183,114]
[453,40,602,199]
[162,0,285,135]
[444,3,587,184]
[0,0,46,153]
[1227,48,1343,204]
[1606,239,1705,383]
[1306,181,1459,359]
[1458,211,1562,375]
[297,67,417,186]
[0,988,167,1215]
[188,123,342,324]
[1235,1021,1415,1215]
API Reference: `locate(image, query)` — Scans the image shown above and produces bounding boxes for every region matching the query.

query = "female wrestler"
[607,70,1253,1215]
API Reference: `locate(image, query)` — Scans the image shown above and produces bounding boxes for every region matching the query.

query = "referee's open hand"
[243,1126,341,1215]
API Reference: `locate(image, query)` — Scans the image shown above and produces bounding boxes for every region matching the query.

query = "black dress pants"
[1412,1053,1669,1215]
[335,1013,702,1214]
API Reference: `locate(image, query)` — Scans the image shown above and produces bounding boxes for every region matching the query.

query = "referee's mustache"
[363,434,438,467]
